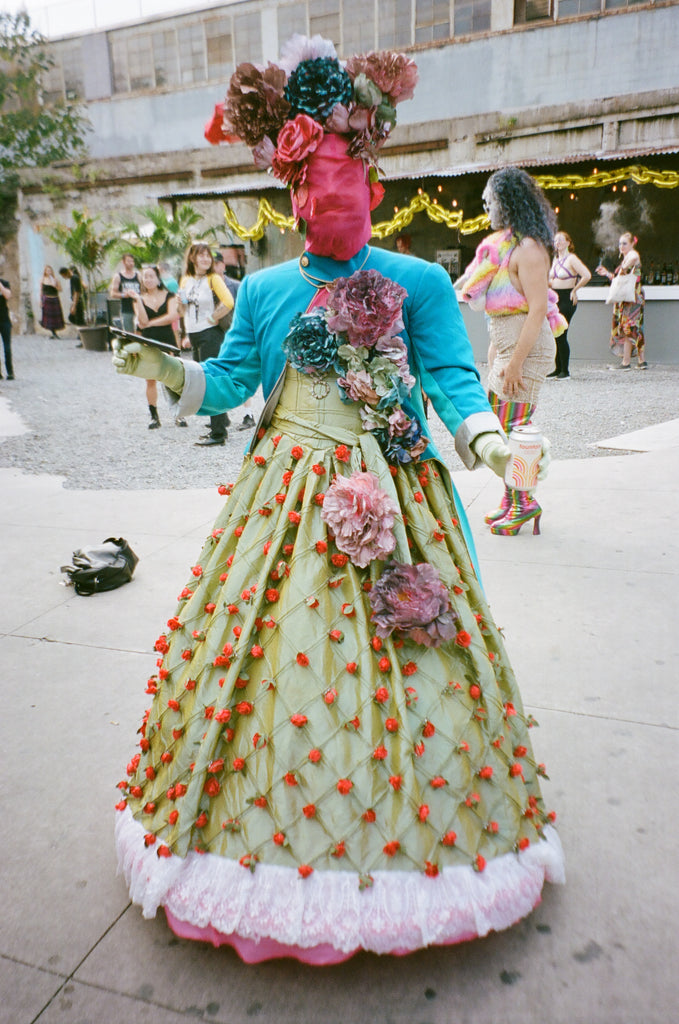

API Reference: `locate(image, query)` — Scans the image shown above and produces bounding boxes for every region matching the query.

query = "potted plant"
[48,210,115,350]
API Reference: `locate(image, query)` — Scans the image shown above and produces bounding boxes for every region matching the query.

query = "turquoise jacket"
[181,245,499,465]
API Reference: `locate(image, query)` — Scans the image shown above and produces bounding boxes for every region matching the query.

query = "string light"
[223,165,679,241]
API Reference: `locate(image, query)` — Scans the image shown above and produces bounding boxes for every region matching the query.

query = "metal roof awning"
[156,145,678,204]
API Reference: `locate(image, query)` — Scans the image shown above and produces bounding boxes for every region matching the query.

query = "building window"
[416,0,451,43]
[233,12,262,64]
[514,0,554,21]
[342,0,375,53]
[177,22,208,86]
[42,41,86,103]
[602,0,646,10]
[127,33,155,92]
[278,2,308,43]
[206,16,233,82]
[454,0,491,35]
[309,0,340,42]
[378,0,412,49]
[153,29,180,89]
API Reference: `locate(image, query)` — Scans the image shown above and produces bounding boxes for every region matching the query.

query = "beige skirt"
[486,313,556,404]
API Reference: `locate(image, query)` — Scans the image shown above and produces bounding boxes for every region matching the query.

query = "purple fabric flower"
[326,270,407,348]
[369,562,457,647]
[321,472,398,568]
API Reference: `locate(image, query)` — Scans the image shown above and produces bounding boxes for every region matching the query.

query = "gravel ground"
[1,332,678,490]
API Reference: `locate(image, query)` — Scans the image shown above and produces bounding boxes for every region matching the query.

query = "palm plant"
[113,203,219,268]
[48,209,115,324]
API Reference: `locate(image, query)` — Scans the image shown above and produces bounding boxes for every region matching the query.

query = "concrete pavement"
[1,387,677,1024]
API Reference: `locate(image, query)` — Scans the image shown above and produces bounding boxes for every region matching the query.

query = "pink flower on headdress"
[271,114,324,187]
[369,562,457,647]
[345,52,419,105]
[326,270,407,348]
[321,471,398,568]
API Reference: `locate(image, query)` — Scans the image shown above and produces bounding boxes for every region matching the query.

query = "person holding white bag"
[596,232,646,370]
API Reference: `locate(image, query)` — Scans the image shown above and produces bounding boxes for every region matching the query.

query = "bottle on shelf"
[645,260,655,286]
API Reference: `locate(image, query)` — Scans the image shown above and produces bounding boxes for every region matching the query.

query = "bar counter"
[459,286,679,365]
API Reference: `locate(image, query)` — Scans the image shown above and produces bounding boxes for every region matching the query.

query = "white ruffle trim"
[115,808,565,954]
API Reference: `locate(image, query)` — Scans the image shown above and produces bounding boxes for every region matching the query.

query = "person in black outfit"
[129,266,181,429]
[59,266,85,326]
[109,253,142,332]
[0,256,14,380]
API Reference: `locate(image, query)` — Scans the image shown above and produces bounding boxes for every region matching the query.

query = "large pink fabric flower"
[345,52,419,105]
[369,562,457,647]
[271,114,324,187]
[326,270,407,348]
[321,472,398,568]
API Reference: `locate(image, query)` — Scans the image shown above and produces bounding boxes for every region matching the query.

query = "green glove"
[112,341,185,393]
[472,432,511,478]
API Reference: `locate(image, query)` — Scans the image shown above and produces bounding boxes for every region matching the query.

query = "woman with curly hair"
[458,167,566,535]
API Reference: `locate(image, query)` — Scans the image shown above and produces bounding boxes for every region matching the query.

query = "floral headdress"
[216,34,418,188]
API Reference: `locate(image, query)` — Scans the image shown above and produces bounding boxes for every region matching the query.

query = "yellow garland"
[223,198,295,241]
[223,164,678,241]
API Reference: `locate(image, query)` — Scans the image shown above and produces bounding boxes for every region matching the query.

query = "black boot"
[148,405,161,429]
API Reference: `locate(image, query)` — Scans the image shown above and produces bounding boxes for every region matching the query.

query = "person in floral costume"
[113,34,564,964]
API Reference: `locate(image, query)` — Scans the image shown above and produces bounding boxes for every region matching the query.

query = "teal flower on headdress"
[285,57,353,123]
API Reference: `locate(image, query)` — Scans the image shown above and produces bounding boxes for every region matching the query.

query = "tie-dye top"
[460,229,566,336]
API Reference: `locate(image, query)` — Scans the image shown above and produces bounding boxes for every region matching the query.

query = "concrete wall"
[80,7,679,159]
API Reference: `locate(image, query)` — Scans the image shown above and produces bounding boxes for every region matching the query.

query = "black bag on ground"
[61,537,139,596]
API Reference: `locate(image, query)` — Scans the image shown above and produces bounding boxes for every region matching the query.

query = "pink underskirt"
[164,907,494,964]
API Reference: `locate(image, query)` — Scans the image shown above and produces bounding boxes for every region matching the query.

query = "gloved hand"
[112,341,185,393]
[472,432,511,478]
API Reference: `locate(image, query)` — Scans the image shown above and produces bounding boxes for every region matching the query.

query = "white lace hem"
[115,808,565,954]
